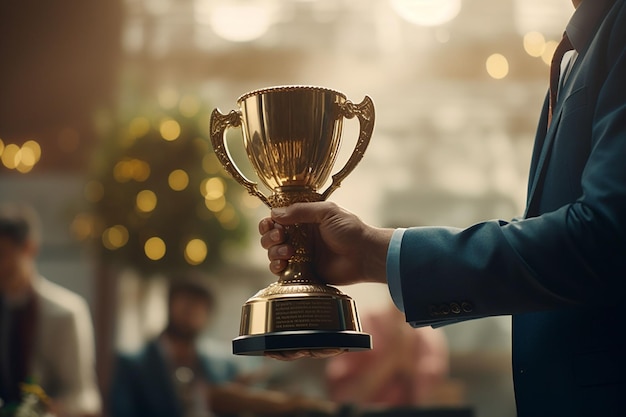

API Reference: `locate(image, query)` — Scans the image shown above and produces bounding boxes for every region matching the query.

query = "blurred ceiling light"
[144,237,166,260]
[390,0,461,27]
[195,0,275,42]
[486,53,509,79]
[0,138,4,156]
[523,31,546,57]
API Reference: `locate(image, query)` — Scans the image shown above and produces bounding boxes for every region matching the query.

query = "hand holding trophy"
[210,86,374,360]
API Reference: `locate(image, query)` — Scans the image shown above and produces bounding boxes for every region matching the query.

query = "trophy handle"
[321,96,375,200]
[210,108,271,207]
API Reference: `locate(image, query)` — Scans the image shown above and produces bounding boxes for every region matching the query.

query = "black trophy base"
[232,330,372,356]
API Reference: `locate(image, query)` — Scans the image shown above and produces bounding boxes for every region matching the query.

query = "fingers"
[258,217,274,235]
[259,217,293,275]
[259,218,285,249]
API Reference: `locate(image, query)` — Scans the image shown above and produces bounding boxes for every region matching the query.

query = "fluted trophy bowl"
[210,86,374,360]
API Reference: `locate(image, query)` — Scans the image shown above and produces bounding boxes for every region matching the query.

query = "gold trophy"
[210,85,374,359]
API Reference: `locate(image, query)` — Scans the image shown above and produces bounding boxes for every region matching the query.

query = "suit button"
[461,302,473,313]
[450,303,461,314]
[439,304,450,315]
[428,305,438,317]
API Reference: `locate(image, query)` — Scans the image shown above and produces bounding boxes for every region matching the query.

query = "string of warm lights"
[0,138,42,173]
[73,88,256,275]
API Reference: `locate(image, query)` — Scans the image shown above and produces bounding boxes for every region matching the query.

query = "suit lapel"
[524,55,584,217]
[526,92,550,203]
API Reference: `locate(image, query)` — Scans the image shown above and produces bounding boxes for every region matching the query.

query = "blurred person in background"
[0,203,101,417]
[325,302,448,408]
[110,274,337,417]
[259,0,626,416]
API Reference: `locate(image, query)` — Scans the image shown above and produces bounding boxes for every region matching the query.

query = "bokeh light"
[16,146,36,173]
[523,31,546,57]
[160,119,181,141]
[22,140,41,162]
[486,53,509,79]
[204,195,226,212]
[102,225,129,250]
[144,237,166,260]
[168,169,189,191]
[113,158,151,182]
[1,144,20,169]
[542,40,559,65]
[136,189,157,212]
[184,238,208,265]
[201,177,226,200]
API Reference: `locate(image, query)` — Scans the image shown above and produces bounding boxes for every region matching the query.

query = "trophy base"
[234,281,372,359]
[232,330,372,357]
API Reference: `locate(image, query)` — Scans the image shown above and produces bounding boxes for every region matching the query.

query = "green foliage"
[84,90,251,276]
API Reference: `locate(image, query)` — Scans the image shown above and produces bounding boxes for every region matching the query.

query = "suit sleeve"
[398,7,626,327]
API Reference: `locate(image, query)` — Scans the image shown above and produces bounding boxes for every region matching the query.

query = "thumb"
[271,201,334,225]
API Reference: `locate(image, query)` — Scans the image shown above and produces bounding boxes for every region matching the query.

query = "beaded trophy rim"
[237,85,347,103]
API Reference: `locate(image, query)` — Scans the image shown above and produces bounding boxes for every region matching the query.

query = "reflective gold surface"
[210,85,374,358]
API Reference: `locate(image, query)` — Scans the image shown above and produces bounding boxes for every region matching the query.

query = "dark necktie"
[548,32,574,126]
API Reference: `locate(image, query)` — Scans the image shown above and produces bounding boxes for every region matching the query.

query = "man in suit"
[110,276,338,417]
[0,204,101,417]
[109,277,237,417]
[259,0,626,415]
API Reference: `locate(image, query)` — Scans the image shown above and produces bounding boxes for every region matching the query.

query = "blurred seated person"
[110,275,337,417]
[326,302,449,408]
[0,203,101,417]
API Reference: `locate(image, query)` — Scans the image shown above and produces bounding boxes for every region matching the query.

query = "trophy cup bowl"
[210,86,374,359]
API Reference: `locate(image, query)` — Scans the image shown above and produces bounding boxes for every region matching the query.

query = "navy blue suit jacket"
[109,340,238,417]
[397,1,626,415]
